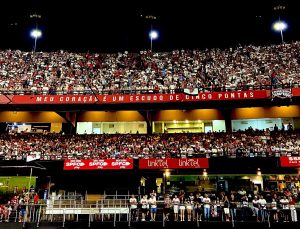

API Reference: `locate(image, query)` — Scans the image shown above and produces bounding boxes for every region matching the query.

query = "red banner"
[96,94,181,103]
[10,90,269,104]
[139,158,209,169]
[12,95,98,104]
[181,90,269,102]
[63,159,133,170]
[0,95,12,104]
[280,156,300,167]
[292,88,300,97]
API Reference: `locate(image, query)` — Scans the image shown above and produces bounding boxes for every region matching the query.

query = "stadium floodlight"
[30,28,42,52]
[149,30,159,52]
[272,20,288,43]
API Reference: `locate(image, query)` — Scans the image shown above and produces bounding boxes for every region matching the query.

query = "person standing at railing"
[18,199,26,222]
[34,193,39,205]
[288,196,297,222]
[229,194,237,221]
[129,194,138,221]
[252,196,259,222]
[271,198,279,222]
[188,193,195,221]
[223,196,230,222]
[172,195,180,221]
[210,199,218,219]
[4,201,12,222]
[258,195,267,222]
[140,195,148,222]
[280,196,289,222]
[163,194,172,221]
[149,195,157,221]
[194,199,203,222]
[203,193,211,221]
[240,195,249,221]
[179,197,186,221]
[186,198,193,221]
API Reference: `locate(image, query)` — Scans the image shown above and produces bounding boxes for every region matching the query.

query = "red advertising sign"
[280,156,300,167]
[292,88,300,97]
[64,159,133,170]
[96,94,181,103]
[181,90,269,102]
[10,90,269,105]
[139,158,209,169]
[12,95,98,104]
[0,95,12,104]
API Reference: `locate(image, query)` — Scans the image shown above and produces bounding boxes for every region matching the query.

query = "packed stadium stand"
[0,130,299,160]
[0,43,300,229]
[0,42,299,95]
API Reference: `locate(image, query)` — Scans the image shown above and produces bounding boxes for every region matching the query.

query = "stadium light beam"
[272,20,288,43]
[30,28,42,52]
[149,30,159,52]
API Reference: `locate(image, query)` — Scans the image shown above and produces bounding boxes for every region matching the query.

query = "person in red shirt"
[34,193,39,205]
[289,196,297,222]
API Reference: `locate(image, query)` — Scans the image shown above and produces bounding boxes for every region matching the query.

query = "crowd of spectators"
[157,188,299,222]
[1,42,300,95]
[0,186,40,222]
[0,130,300,160]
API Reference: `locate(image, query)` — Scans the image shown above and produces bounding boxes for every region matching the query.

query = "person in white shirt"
[179,197,186,221]
[280,196,289,222]
[140,195,148,221]
[149,195,157,221]
[172,195,180,221]
[186,194,194,221]
[202,194,211,221]
[252,196,259,222]
[271,198,278,222]
[129,194,138,221]
[258,195,267,222]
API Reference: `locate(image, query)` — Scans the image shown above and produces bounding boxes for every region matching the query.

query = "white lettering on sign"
[148,159,169,168]
[178,159,200,167]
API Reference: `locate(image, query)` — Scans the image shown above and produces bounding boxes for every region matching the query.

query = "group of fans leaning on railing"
[129,189,299,222]
[0,42,300,94]
[0,128,299,160]
[1,187,298,223]
[0,187,39,223]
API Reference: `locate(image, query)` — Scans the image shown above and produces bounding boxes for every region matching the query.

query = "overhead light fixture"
[164,170,170,177]
[257,168,262,176]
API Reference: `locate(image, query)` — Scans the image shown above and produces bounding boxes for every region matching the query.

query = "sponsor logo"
[272,89,292,99]
[64,159,133,170]
[147,159,169,168]
[178,158,200,167]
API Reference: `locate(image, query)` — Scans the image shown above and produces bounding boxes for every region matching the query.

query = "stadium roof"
[0,0,298,52]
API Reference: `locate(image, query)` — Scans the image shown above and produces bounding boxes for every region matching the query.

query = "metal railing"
[0,196,300,227]
[45,197,130,227]
[0,82,299,96]
[2,200,300,228]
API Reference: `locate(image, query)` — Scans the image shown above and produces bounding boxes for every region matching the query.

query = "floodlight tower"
[141,14,158,51]
[29,13,42,52]
[149,30,159,52]
[30,26,42,52]
[272,20,288,43]
[272,3,287,43]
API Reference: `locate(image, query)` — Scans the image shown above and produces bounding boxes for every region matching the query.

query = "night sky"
[0,0,298,52]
